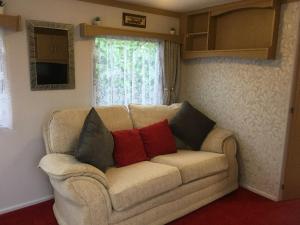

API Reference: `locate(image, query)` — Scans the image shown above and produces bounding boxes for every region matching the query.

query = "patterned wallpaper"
[180,2,300,199]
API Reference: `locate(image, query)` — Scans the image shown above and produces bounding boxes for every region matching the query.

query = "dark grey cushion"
[174,136,192,150]
[75,108,114,172]
[170,101,216,150]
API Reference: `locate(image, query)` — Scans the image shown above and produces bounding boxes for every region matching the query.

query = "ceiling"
[117,0,237,12]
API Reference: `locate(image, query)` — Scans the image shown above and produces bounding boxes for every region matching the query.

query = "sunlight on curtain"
[94,37,163,105]
[0,30,12,129]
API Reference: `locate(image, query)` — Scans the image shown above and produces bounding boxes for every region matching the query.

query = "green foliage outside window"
[94,37,162,105]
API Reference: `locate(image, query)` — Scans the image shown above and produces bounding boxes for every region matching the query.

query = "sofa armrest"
[50,176,112,225]
[202,127,238,184]
[201,127,235,154]
[39,153,109,189]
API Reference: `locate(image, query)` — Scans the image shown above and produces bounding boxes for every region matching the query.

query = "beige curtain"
[162,40,181,105]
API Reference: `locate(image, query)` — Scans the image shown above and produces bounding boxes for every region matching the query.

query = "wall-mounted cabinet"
[181,0,280,60]
[0,14,21,31]
[184,12,209,51]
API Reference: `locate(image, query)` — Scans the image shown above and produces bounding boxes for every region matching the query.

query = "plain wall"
[180,2,300,200]
[0,0,179,212]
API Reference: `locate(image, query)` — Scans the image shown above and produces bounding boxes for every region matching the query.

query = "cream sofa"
[39,104,238,225]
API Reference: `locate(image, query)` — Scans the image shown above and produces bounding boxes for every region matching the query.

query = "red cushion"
[139,120,177,158]
[112,129,148,167]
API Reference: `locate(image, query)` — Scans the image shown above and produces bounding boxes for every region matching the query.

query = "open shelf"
[181,0,280,60]
[183,11,209,52]
[186,32,208,37]
[80,23,182,43]
[183,48,271,60]
[0,14,21,31]
[187,12,209,33]
[185,35,208,51]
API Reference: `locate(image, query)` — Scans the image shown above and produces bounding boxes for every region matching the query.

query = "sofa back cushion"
[45,106,133,154]
[129,103,182,128]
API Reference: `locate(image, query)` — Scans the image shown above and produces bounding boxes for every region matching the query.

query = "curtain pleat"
[162,40,181,105]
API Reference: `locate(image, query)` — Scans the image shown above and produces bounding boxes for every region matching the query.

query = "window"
[94,37,163,105]
[0,30,11,129]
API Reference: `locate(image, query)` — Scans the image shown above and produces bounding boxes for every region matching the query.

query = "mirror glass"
[26,20,75,90]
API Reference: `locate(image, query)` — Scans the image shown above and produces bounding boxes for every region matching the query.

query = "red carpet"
[0,188,299,225]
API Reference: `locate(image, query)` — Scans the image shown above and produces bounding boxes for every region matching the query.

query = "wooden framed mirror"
[26,20,75,90]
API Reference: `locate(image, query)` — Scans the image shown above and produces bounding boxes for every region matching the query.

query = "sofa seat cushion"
[151,150,228,184]
[106,161,182,211]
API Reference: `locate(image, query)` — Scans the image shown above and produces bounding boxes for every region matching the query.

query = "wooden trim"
[78,0,181,18]
[185,8,210,16]
[186,32,208,37]
[186,0,299,15]
[78,0,299,18]
[207,12,216,50]
[182,48,271,60]
[180,14,187,46]
[268,0,281,58]
[80,23,182,43]
[17,16,21,31]
[211,0,274,16]
[184,0,300,15]
[0,14,21,31]
[280,20,300,201]
[281,0,300,3]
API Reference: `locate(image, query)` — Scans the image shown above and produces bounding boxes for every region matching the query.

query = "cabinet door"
[36,33,54,61]
[36,34,68,63]
[52,35,69,62]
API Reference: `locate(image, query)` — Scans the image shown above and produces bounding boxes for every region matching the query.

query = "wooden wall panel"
[214,8,274,50]
[78,0,180,18]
